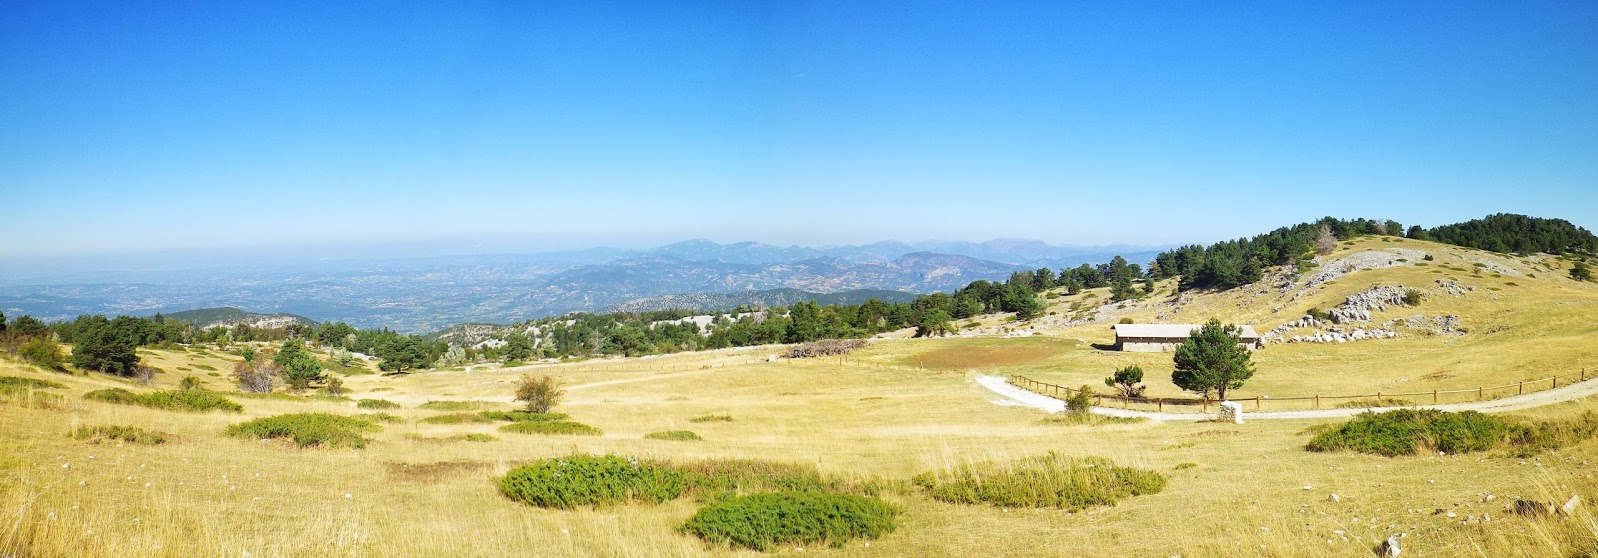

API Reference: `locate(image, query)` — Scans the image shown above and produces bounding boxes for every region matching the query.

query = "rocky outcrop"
[1330,286,1411,323]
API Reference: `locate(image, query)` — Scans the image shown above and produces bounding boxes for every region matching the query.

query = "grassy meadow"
[4,237,1598,556]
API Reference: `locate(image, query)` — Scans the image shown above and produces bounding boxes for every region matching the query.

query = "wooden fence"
[1010,368,1593,414]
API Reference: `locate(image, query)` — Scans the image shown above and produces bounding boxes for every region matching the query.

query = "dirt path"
[974,375,1598,421]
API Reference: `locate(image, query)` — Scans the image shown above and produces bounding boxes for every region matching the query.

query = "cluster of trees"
[1421,213,1598,255]
[1151,217,1403,291]
[482,270,1076,361]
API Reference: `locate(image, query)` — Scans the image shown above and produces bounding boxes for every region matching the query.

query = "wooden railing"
[1010,368,1593,414]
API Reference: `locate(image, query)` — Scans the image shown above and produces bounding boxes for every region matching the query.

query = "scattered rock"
[1328,493,1342,503]
[1561,495,1580,517]
[1514,500,1552,517]
[1379,535,1402,556]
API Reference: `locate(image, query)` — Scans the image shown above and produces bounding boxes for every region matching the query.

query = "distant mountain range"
[605,288,920,313]
[0,238,1162,332]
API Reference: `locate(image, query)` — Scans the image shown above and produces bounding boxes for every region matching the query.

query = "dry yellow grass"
[3,238,1597,556]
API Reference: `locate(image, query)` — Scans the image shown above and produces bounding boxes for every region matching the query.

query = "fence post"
[1477,387,1483,401]
[1519,381,1524,395]
[1553,376,1558,389]
[1158,399,1163,412]
[1433,390,1438,404]
[1255,397,1261,411]
[1314,395,1319,410]
[1201,399,1208,413]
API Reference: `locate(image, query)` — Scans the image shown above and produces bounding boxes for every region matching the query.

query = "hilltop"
[604,288,918,313]
[158,307,317,330]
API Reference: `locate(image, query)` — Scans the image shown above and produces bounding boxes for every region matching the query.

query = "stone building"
[1111,323,1261,352]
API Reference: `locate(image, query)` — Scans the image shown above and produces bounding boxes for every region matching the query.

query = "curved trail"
[974,375,1598,421]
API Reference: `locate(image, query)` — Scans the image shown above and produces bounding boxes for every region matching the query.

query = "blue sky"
[2,1,1595,259]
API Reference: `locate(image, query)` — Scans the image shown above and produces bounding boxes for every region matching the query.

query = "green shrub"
[479,410,568,422]
[1401,289,1423,306]
[1307,409,1511,456]
[1065,385,1095,414]
[84,388,243,413]
[462,433,496,442]
[1308,409,1598,457]
[645,430,702,441]
[356,398,401,409]
[681,491,898,551]
[499,455,687,509]
[498,421,602,436]
[417,400,496,411]
[911,453,1166,510]
[71,425,169,445]
[419,412,492,425]
[689,415,734,423]
[224,413,380,448]
[0,376,66,392]
[179,376,202,390]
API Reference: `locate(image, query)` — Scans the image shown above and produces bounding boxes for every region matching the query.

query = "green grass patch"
[911,453,1166,510]
[84,388,243,413]
[356,398,401,409]
[71,425,169,445]
[1041,413,1146,426]
[644,430,702,441]
[681,491,897,551]
[192,364,217,371]
[1306,409,1598,457]
[1335,398,1414,409]
[689,415,734,423]
[361,412,404,423]
[499,455,688,509]
[479,410,568,422]
[417,400,497,411]
[498,421,602,436]
[1174,462,1197,470]
[224,413,380,448]
[462,433,496,442]
[419,412,492,425]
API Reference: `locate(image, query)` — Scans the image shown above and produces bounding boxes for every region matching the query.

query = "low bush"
[419,412,492,425]
[1401,289,1423,306]
[480,410,568,422]
[499,455,687,509]
[356,398,401,409]
[498,421,602,436]
[417,400,496,411]
[0,376,66,392]
[224,413,380,448]
[911,453,1166,510]
[71,425,169,445]
[689,415,734,423]
[786,339,867,359]
[83,388,243,412]
[681,491,897,551]
[645,430,702,441]
[1308,409,1598,457]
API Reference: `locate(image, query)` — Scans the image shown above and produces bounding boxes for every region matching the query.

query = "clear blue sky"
[3,1,1595,259]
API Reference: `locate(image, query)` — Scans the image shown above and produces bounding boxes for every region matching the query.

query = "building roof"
[1112,323,1259,340]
